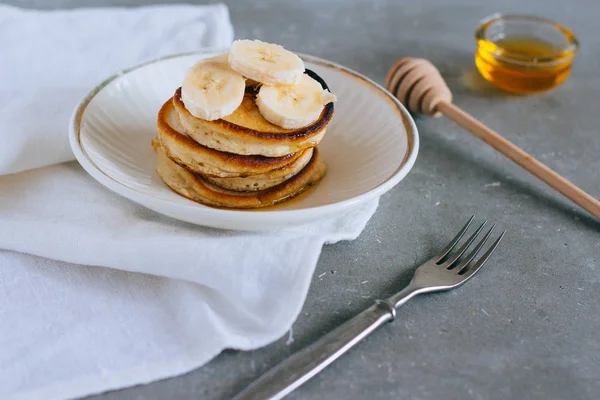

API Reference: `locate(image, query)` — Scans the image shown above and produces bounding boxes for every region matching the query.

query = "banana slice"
[229,40,305,86]
[181,57,245,121]
[203,53,229,63]
[256,74,337,129]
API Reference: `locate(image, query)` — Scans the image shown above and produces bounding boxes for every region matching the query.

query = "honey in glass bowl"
[474,14,579,94]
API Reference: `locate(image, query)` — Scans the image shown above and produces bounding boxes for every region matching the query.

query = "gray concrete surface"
[8,0,600,399]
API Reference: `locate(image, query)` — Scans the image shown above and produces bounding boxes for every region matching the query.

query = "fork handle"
[232,300,398,400]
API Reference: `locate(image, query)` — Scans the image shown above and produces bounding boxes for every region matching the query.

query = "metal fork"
[233,216,505,400]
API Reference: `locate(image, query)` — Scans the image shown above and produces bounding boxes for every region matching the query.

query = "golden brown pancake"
[204,148,313,191]
[157,98,311,178]
[155,147,326,209]
[172,70,333,157]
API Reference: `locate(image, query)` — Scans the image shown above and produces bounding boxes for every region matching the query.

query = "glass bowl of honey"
[474,14,579,94]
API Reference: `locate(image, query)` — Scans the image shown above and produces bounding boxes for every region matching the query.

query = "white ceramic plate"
[69,50,418,230]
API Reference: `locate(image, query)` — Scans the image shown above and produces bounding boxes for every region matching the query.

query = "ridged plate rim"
[68,49,419,229]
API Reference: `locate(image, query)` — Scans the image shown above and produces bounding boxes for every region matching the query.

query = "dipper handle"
[386,58,600,219]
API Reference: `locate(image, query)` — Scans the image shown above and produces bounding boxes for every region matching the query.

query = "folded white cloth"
[0,5,378,400]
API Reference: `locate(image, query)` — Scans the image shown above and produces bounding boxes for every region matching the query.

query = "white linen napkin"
[0,5,379,400]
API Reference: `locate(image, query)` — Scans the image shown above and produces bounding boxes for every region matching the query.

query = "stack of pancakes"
[153,69,333,209]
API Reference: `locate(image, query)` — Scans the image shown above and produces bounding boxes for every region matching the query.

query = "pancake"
[155,147,326,209]
[204,148,313,191]
[157,98,310,178]
[172,69,334,157]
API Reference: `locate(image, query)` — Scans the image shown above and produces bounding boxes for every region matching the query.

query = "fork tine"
[459,231,506,281]
[435,215,475,263]
[455,225,495,274]
[443,220,487,268]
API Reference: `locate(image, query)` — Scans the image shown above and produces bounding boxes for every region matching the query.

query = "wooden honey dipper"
[386,58,600,219]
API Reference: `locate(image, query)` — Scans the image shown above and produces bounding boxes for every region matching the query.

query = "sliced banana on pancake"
[229,40,305,86]
[181,57,245,121]
[256,74,337,129]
